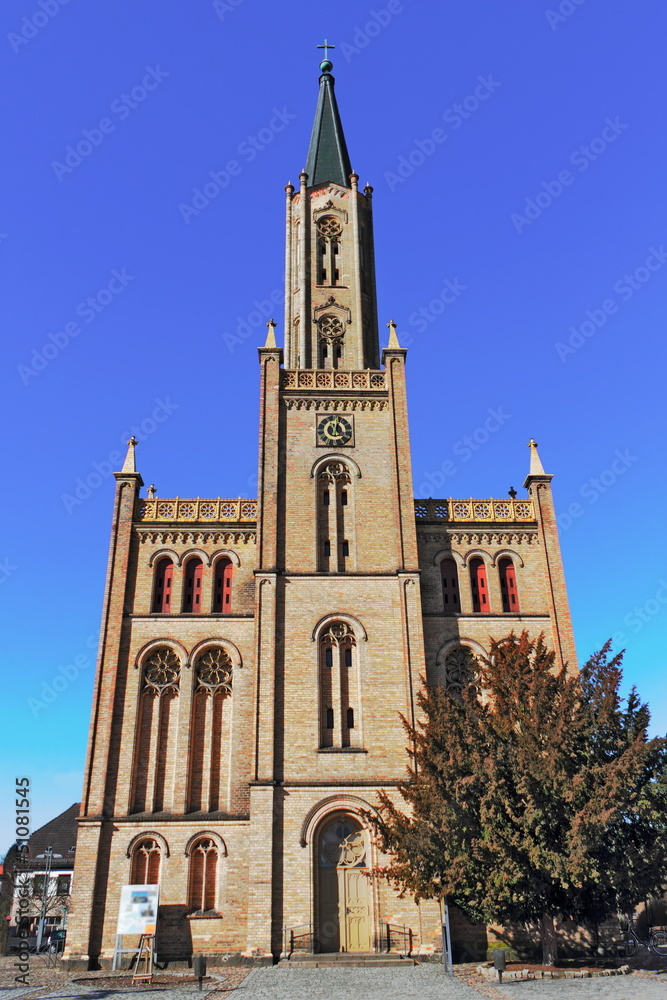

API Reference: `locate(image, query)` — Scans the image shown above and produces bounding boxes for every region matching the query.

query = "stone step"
[279,953,418,968]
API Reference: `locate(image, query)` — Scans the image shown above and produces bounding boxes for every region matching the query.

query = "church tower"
[64,53,577,968]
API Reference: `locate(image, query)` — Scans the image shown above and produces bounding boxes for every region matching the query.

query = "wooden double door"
[318,817,372,953]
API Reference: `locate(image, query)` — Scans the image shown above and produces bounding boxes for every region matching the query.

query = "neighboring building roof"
[4,804,79,872]
[304,69,353,188]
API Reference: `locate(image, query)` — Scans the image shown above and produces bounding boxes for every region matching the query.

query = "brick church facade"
[65,58,577,967]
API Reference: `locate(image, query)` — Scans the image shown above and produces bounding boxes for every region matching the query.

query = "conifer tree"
[372,633,667,963]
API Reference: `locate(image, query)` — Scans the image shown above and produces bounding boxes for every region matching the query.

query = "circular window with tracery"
[195,647,233,694]
[442,646,479,695]
[320,818,366,868]
[143,648,180,693]
[317,216,342,239]
[318,314,345,341]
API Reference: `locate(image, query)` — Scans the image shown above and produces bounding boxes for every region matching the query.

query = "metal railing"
[282,923,316,958]
[378,921,413,956]
[414,498,535,523]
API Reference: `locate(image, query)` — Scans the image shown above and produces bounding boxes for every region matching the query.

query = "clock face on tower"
[316,414,354,447]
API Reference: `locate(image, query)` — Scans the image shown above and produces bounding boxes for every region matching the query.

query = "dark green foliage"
[372,633,667,933]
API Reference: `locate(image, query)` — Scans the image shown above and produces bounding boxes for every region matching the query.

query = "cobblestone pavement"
[487,971,667,1000]
[2,958,667,1000]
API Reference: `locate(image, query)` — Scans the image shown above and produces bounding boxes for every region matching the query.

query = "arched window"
[469,557,490,613]
[188,648,233,813]
[499,557,520,612]
[152,557,173,613]
[440,558,460,612]
[132,648,181,813]
[131,838,161,884]
[188,838,218,912]
[319,622,359,749]
[213,558,233,613]
[182,558,203,613]
[317,462,354,572]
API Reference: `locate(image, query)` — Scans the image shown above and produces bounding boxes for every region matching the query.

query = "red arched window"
[499,557,520,612]
[183,558,204,613]
[152,558,173,613]
[469,557,490,613]
[213,558,233,613]
[441,558,461,612]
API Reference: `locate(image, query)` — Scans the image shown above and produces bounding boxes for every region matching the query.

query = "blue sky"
[1,0,666,853]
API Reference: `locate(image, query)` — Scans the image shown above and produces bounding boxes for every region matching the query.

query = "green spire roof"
[304,69,352,188]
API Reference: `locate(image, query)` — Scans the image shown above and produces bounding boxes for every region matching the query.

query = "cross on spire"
[317,38,335,60]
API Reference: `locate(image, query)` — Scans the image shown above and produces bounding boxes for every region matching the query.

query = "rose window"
[196,647,233,694]
[144,648,180,693]
[443,646,479,695]
[317,216,342,239]
[318,314,345,340]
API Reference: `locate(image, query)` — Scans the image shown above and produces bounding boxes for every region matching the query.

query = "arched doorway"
[317,814,372,953]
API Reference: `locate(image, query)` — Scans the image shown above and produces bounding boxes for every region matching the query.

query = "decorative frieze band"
[283,370,386,391]
[137,529,256,546]
[414,498,535,523]
[284,397,387,411]
[418,530,538,546]
[136,498,257,523]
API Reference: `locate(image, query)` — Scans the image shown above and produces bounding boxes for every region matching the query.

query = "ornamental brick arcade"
[64,59,577,967]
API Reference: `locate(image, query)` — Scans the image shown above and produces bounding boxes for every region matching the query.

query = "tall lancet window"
[152,557,173,613]
[317,216,342,287]
[132,648,181,814]
[188,648,234,813]
[317,461,354,572]
[130,838,161,885]
[182,557,203,613]
[499,557,520,612]
[470,557,490,613]
[319,622,359,749]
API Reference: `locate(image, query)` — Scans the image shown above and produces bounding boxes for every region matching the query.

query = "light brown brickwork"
[64,66,578,968]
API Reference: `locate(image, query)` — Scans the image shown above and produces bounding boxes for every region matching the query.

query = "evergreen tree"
[371,633,667,963]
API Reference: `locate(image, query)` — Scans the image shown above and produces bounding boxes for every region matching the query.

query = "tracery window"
[132,648,181,813]
[152,557,173,613]
[319,622,359,749]
[499,557,520,612]
[442,646,479,696]
[131,838,161,884]
[316,216,342,288]
[188,838,219,912]
[318,314,345,369]
[317,462,354,572]
[469,557,490,613]
[188,647,234,813]
[440,557,460,612]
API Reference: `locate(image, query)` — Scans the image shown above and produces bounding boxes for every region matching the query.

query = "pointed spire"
[264,318,277,348]
[304,60,353,188]
[121,436,138,474]
[527,438,546,476]
[386,319,401,349]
